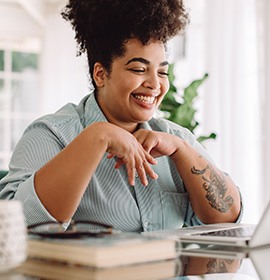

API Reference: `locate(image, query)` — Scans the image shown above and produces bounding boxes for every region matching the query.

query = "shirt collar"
[84,92,108,127]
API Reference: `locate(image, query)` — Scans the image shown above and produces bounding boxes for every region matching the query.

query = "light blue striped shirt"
[0,93,242,231]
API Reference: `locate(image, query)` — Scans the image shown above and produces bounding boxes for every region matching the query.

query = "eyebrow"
[125,57,169,67]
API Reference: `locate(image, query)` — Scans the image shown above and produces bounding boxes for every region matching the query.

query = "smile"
[133,94,156,104]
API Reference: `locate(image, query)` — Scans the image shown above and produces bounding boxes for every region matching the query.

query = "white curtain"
[256,0,270,214]
[40,11,89,115]
[175,0,262,222]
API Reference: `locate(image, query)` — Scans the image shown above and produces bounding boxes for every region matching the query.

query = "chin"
[132,109,156,123]
[137,116,153,123]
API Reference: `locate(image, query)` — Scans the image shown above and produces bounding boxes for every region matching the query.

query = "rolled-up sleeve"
[0,118,69,226]
[184,188,244,226]
[13,174,57,226]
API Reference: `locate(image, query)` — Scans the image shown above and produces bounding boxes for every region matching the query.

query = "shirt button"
[135,171,139,178]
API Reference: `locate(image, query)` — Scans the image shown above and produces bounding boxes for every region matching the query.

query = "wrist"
[170,138,188,161]
[85,122,110,151]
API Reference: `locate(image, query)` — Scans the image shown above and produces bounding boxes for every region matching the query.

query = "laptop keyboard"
[198,226,256,238]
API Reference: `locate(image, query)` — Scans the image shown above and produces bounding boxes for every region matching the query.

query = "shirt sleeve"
[184,190,244,226]
[14,174,58,225]
[0,120,65,226]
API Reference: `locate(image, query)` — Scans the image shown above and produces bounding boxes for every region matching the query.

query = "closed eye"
[128,69,145,73]
[158,72,169,77]
[129,69,168,75]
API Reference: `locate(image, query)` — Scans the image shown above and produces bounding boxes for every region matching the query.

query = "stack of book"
[17,258,180,280]
[17,232,180,279]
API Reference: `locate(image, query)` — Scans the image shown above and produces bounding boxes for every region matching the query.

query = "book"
[16,257,179,280]
[27,232,177,268]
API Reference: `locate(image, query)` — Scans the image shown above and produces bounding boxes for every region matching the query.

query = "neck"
[94,92,139,133]
[108,118,139,133]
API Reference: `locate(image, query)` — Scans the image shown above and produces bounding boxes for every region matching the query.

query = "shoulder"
[23,95,90,144]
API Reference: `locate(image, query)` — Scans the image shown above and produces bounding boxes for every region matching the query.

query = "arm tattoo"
[191,164,234,213]
[206,258,234,273]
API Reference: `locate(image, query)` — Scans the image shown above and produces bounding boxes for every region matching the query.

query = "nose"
[142,73,160,91]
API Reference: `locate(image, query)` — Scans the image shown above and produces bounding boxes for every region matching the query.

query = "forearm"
[34,123,108,222]
[171,140,241,224]
[34,122,157,223]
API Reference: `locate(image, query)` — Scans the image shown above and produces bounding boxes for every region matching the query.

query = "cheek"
[114,75,137,93]
[164,79,170,91]
[157,80,169,104]
[161,79,170,95]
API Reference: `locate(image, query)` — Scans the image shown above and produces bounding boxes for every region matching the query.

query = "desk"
[1,246,266,280]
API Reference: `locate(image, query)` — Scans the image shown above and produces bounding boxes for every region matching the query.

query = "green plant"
[159,64,217,143]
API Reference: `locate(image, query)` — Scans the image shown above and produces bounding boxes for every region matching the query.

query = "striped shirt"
[0,93,242,231]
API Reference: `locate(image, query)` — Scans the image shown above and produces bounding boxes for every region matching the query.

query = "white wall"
[259,0,270,209]
[0,2,40,42]
[40,8,89,115]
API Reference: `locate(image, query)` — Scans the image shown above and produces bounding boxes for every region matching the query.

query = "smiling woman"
[95,39,170,131]
[0,0,242,231]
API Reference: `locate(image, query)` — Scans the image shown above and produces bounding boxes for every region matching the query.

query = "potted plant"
[159,64,216,143]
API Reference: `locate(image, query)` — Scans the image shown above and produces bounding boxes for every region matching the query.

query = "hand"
[133,129,182,158]
[99,123,158,186]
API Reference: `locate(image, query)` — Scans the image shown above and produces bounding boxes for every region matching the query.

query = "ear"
[93,62,107,87]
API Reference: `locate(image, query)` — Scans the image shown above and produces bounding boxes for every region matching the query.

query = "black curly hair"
[62,0,189,88]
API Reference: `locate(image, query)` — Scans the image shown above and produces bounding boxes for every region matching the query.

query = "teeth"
[134,94,155,104]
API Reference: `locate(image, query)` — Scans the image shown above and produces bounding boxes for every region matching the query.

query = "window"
[0,49,40,169]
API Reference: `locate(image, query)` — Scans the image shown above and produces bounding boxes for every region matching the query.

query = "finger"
[141,140,153,154]
[133,130,158,153]
[143,159,159,180]
[144,151,158,165]
[135,161,148,186]
[133,132,151,152]
[107,154,124,168]
[107,153,114,159]
[136,141,157,165]
[114,158,124,169]
[125,158,136,186]
[135,150,158,185]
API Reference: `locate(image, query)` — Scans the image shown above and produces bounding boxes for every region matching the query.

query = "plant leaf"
[160,66,216,145]
[197,132,217,143]
[183,73,208,103]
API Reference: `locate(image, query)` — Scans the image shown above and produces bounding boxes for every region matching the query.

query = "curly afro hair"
[62,0,189,87]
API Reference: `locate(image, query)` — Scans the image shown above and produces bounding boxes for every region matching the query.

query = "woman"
[0,0,242,231]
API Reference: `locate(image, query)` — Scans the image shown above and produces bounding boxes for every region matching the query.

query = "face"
[94,39,169,132]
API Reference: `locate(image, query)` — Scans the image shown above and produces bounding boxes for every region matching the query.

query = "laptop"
[144,201,270,248]
[172,243,270,280]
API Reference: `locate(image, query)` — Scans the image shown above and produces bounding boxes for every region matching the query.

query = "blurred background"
[0,0,269,223]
